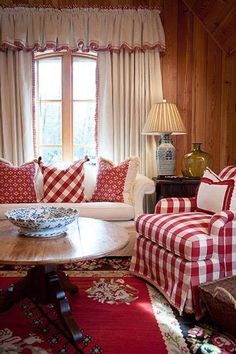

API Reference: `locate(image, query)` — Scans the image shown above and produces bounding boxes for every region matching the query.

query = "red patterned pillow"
[0,160,37,203]
[39,157,89,203]
[91,157,139,203]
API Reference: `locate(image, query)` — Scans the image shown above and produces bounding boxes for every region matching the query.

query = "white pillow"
[196,168,236,213]
[202,167,221,182]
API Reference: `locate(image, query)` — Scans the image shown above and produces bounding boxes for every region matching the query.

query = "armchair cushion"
[136,212,213,261]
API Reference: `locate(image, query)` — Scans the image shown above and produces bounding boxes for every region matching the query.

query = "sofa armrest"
[132,174,155,217]
[154,197,196,214]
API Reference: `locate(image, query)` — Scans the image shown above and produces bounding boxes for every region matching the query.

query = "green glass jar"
[181,143,213,178]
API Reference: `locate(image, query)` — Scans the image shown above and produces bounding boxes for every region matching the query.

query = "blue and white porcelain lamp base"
[156,133,176,176]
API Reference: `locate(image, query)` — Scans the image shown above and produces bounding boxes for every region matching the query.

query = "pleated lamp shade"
[142,101,186,135]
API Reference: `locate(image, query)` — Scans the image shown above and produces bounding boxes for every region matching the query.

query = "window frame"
[34,51,97,162]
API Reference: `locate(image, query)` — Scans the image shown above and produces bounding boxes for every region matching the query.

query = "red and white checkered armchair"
[130,166,236,319]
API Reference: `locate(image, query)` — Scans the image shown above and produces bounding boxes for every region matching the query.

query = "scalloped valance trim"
[0,7,166,52]
[0,4,161,10]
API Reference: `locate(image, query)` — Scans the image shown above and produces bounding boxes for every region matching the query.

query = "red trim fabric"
[0,160,37,203]
[38,157,89,203]
[32,53,37,158]
[196,177,235,214]
[95,59,99,157]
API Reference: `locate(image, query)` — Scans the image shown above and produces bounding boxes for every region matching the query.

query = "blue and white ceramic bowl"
[5,206,78,237]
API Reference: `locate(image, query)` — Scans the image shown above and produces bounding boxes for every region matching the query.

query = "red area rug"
[0,270,188,354]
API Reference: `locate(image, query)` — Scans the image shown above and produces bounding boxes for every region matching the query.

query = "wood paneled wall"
[1,0,235,173]
[161,0,236,174]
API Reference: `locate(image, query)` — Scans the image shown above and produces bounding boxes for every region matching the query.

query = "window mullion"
[62,52,73,161]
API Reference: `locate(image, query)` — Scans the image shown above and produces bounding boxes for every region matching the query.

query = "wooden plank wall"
[161,0,236,174]
[1,0,235,173]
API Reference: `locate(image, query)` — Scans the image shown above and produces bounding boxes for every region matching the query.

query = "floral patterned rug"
[0,257,236,354]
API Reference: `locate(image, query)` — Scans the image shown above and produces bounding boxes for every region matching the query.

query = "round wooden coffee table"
[0,217,129,345]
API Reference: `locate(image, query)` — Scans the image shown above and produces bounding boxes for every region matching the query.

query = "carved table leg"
[0,265,82,344]
[46,269,82,343]
[0,275,31,312]
[57,269,78,294]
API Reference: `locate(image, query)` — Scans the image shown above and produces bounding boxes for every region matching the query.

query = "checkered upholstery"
[155,197,196,214]
[130,194,236,319]
[135,213,212,261]
[209,211,236,275]
[130,236,221,318]
[39,157,89,203]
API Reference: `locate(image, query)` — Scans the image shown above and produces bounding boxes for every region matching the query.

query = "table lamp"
[142,100,186,176]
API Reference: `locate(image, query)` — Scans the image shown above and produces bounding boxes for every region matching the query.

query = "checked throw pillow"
[38,156,89,203]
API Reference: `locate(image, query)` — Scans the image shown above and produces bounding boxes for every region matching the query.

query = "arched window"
[34,51,97,164]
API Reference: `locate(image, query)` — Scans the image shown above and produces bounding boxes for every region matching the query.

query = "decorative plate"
[5,206,78,237]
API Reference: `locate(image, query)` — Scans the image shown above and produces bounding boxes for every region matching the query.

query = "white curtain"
[97,49,163,178]
[0,8,165,170]
[0,50,33,165]
[0,8,165,53]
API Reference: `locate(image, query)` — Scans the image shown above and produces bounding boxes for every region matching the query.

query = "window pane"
[73,101,96,159]
[39,147,62,164]
[73,146,96,162]
[38,57,62,100]
[38,102,62,145]
[73,58,96,100]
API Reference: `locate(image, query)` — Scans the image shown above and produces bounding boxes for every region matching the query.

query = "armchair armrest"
[154,197,196,214]
[209,211,236,276]
[209,210,236,234]
[132,174,155,217]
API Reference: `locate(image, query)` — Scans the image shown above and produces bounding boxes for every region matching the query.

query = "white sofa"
[0,164,155,255]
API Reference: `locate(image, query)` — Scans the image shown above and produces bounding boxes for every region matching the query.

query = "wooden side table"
[152,177,200,202]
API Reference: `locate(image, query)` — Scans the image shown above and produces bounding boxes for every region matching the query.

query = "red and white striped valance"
[0,7,165,52]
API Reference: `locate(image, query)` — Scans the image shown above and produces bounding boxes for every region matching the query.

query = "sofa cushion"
[38,157,89,203]
[136,212,213,261]
[0,202,135,221]
[0,160,37,204]
[91,157,139,204]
